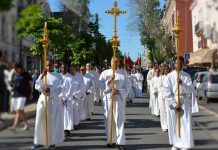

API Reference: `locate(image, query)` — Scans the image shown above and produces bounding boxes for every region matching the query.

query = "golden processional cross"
[42,22,49,145]
[173,11,182,138]
[105,0,126,145]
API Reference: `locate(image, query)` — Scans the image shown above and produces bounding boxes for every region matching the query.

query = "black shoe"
[118,145,125,150]
[48,145,56,150]
[74,125,79,130]
[64,130,70,138]
[31,144,43,149]
[130,100,133,104]
[106,143,116,148]
[86,118,91,121]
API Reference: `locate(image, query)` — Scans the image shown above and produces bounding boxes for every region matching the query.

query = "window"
[12,25,16,42]
[212,75,218,83]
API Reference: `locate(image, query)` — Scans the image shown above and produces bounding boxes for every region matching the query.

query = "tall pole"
[42,22,49,145]
[105,1,126,145]
[173,11,182,138]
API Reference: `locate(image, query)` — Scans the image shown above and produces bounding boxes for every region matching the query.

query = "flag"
[127,56,133,66]
[123,55,127,65]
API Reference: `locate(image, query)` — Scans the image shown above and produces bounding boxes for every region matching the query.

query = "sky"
[48,0,165,61]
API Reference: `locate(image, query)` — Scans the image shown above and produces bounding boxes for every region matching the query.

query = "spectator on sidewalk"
[32,69,40,100]
[10,63,33,131]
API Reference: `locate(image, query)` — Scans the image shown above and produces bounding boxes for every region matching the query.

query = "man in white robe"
[163,56,199,150]
[59,63,74,138]
[150,68,160,116]
[80,66,95,120]
[147,65,156,107]
[99,57,129,150]
[157,65,170,132]
[32,60,64,149]
[126,69,135,104]
[86,63,100,105]
[70,65,85,130]
[134,69,144,97]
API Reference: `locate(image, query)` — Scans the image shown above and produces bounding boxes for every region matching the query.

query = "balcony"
[195,21,203,37]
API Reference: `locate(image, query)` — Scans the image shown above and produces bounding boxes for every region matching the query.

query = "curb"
[0,103,37,131]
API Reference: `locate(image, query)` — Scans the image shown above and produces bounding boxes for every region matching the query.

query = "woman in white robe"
[163,57,199,150]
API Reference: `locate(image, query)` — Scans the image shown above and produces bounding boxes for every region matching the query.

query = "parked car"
[197,72,218,103]
[183,66,208,80]
[193,72,209,97]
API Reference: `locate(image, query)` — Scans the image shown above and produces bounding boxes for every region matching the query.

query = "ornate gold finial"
[42,22,49,50]
[173,11,183,138]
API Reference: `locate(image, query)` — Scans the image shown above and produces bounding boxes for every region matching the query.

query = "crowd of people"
[147,56,199,150]
[0,50,200,150]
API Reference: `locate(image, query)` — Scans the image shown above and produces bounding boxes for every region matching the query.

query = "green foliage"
[88,14,123,67]
[0,0,13,11]
[16,4,123,66]
[129,0,174,65]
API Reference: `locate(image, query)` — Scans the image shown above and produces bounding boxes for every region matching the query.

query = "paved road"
[0,94,218,150]
[198,98,218,114]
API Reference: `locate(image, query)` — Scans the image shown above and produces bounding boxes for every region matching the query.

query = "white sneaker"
[22,126,29,131]
[163,129,168,132]
[171,146,179,150]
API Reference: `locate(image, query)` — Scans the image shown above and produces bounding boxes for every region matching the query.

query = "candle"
[44,22,47,28]
[177,10,179,17]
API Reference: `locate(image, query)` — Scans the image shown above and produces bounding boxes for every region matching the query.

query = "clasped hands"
[40,69,50,94]
[107,75,119,96]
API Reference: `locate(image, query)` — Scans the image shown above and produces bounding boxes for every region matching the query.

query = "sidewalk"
[0,103,37,131]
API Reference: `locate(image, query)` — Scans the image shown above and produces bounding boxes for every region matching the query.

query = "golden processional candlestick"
[42,22,49,145]
[173,11,182,138]
[105,0,126,145]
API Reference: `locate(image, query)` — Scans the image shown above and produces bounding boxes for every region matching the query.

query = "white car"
[193,72,209,99]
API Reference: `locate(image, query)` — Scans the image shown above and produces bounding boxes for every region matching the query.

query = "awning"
[201,49,217,63]
[189,49,217,65]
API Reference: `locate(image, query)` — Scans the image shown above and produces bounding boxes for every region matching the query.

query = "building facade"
[189,0,218,66]
[0,0,50,71]
[163,0,193,58]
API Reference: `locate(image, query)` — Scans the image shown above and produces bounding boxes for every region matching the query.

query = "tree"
[0,0,13,11]
[128,0,174,64]
[16,4,95,65]
[59,0,91,32]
